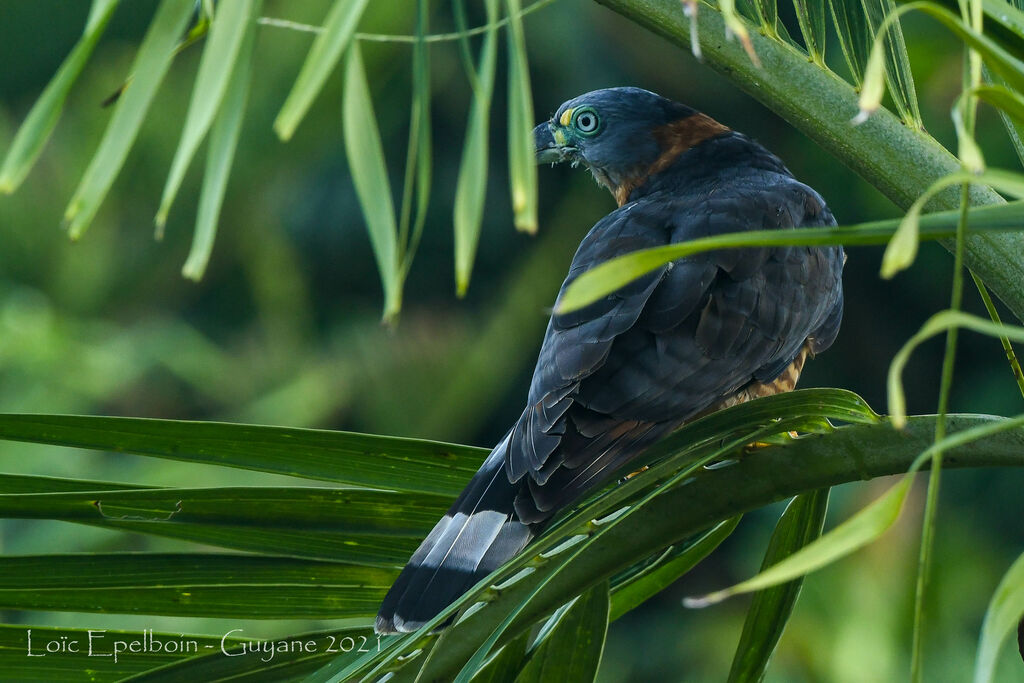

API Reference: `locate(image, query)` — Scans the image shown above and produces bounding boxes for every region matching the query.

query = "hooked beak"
[534,121,568,164]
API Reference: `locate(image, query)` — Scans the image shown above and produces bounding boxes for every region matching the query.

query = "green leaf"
[793,0,828,64]
[342,42,401,321]
[0,481,448,565]
[124,627,372,682]
[0,553,393,618]
[555,200,1024,313]
[727,489,829,683]
[396,0,432,281]
[469,630,531,683]
[0,414,487,496]
[63,0,195,240]
[859,2,1024,118]
[974,550,1024,683]
[751,0,780,38]
[0,624,243,681]
[0,0,119,193]
[181,0,260,281]
[828,0,871,85]
[888,311,1024,427]
[506,0,538,234]
[609,517,741,621]
[859,0,922,128]
[686,412,1024,609]
[273,0,370,141]
[511,581,609,683]
[155,0,255,231]
[879,170,1024,278]
[454,0,499,296]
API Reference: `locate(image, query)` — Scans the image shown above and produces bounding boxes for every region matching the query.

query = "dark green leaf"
[0,414,487,496]
[828,0,871,84]
[0,553,393,618]
[124,627,373,682]
[793,0,828,63]
[610,517,741,621]
[511,581,609,683]
[0,624,243,682]
[727,489,829,683]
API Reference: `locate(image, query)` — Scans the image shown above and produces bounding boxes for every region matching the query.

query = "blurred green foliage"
[1,0,1022,680]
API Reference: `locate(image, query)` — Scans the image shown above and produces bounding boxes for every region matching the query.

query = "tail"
[376,433,534,634]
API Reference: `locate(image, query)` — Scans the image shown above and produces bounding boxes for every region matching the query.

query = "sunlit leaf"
[0,0,119,193]
[0,413,488,496]
[342,42,401,321]
[881,169,1024,278]
[888,311,1024,427]
[396,0,432,281]
[511,581,609,683]
[555,201,1024,313]
[273,0,369,141]
[727,490,829,683]
[181,0,261,281]
[506,0,538,234]
[469,630,530,683]
[155,0,255,232]
[454,0,499,296]
[63,0,194,239]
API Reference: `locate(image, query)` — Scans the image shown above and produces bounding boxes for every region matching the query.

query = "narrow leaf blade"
[0,413,487,496]
[453,0,499,296]
[974,550,1024,682]
[0,0,119,193]
[63,0,195,239]
[727,489,830,683]
[274,0,370,140]
[155,0,254,230]
[343,42,402,320]
[512,581,610,683]
[181,0,261,280]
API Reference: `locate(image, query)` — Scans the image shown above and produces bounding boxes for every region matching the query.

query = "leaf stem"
[255,0,558,43]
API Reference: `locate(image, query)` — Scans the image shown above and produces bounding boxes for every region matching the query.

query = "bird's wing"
[507,174,844,522]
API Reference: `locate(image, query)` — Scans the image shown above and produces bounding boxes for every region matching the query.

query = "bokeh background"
[1,0,1022,680]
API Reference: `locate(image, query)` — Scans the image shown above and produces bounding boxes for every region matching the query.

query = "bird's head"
[534,87,728,205]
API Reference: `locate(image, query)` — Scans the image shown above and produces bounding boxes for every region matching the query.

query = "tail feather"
[376,435,534,634]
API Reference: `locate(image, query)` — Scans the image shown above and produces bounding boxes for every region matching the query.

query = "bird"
[376,86,845,634]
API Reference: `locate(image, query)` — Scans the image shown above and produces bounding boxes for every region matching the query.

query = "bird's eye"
[573,109,599,135]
